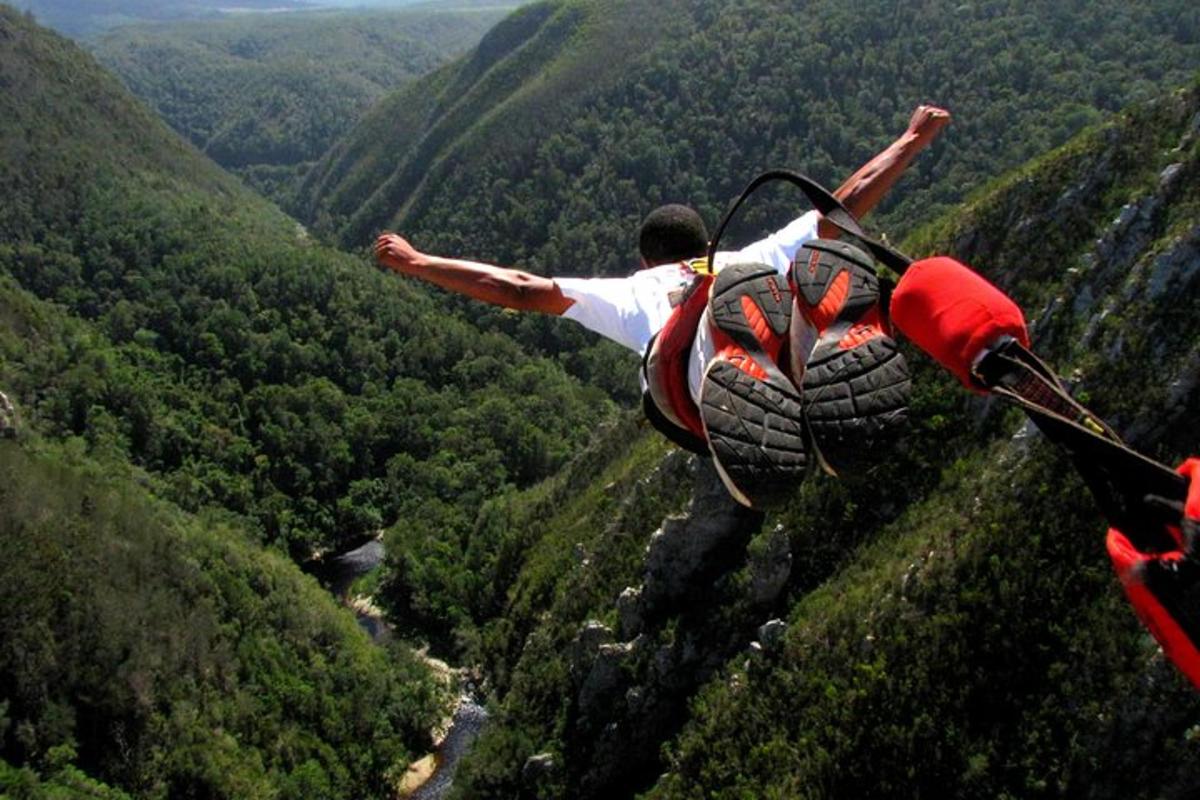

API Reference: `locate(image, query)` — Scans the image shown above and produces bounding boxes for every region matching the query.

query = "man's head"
[638,204,708,267]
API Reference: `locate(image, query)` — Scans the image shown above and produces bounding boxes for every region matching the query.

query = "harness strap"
[641,272,713,451]
[975,340,1186,549]
[707,169,914,275]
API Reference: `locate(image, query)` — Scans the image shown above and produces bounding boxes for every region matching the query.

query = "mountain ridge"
[299,0,1200,275]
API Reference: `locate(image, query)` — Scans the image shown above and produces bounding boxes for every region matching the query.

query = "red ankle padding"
[652,274,712,439]
[1107,528,1200,688]
[889,257,1030,390]
[1103,457,1200,690]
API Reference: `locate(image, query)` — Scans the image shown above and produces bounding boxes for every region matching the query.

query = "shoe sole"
[700,358,808,508]
[802,331,911,474]
[792,239,880,333]
[791,239,912,474]
[708,262,799,394]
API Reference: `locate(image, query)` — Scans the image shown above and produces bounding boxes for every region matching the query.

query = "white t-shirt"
[556,210,821,405]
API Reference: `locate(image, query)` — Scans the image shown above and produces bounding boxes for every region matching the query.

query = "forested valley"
[3,0,1200,798]
[1,5,598,795]
[91,6,512,207]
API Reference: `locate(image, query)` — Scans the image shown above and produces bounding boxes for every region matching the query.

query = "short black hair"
[638,204,708,265]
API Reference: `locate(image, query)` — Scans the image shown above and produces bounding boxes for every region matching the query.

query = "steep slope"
[0,4,605,560]
[296,0,688,246]
[0,9,464,796]
[91,8,508,204]
[650,86,1200,800]
[300,0,1200,271]
[389,84,1200,798]
[0,437,445,799]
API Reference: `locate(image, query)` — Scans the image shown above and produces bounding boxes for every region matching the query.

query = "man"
[375,105,950,507]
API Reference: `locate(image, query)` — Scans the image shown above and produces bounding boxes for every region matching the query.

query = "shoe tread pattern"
[701,360,807,506]
[802,336,911,470]
[710,263,790,340]
[794,241,879,323]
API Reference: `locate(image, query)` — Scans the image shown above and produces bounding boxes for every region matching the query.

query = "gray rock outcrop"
[0,391,16,439]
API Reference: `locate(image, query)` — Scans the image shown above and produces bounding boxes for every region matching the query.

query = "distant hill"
[92,7,510,205]
[11,0,311,36]
[297,0,1200,271]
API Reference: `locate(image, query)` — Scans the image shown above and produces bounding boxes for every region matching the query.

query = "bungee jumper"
[375,105,951,508]
[779,172,1200,689]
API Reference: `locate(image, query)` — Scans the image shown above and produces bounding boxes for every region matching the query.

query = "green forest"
[301,0,1200,266]
[0,4,605,561]
[0,440,446,798]
[0,7,600,794]
[3,0,1200,797]
[91,7,509,205]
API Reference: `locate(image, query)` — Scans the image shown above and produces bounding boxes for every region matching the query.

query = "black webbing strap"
[706,169,914,274]
[975,341,1185,549]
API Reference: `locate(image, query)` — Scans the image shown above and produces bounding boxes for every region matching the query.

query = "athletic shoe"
[700,262,809,507]
[790,240,911,474]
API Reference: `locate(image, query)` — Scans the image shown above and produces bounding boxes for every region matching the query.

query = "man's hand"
[906,105,952,143]
[374,233,426,275]
[825,103,950,229]
[370,233,573,315]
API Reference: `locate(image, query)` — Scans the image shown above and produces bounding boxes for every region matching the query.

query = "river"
[314,536,489,799]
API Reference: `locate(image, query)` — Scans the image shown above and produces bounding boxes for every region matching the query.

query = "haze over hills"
[14,0,526,36]
[12,0,311,36]
[91,6,509,204]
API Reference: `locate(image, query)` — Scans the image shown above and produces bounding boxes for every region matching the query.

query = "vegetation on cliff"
[402,84,1200,798]
[300,0,1200,267]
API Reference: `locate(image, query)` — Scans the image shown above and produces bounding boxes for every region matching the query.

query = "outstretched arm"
[822,104,951,237]
[374,234,574,315]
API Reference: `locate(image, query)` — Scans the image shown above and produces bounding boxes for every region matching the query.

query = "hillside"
[91,7,509,205]
[373,84,1200,798]
[298,0,1200,272]
[0,437,446,798]
[7,1,1200,797]
[648,85,1200,800]
[0,4,619,795]
[0,3,606,563]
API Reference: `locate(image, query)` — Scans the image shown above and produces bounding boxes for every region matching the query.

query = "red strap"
[890,257,1030,391]
[652,274,712,439]
[1107,527,1200,688]
[1179,457,1200,521]
[1105,457,1200,689]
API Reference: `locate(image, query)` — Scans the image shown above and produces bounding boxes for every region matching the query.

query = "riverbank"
[316,533,489,799]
